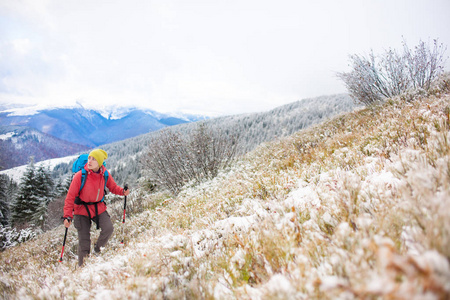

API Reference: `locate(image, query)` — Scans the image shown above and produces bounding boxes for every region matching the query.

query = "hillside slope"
[1,92,449,299]
[0,126,89,171]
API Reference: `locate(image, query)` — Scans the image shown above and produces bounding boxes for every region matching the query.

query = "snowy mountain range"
[0,104,207,146]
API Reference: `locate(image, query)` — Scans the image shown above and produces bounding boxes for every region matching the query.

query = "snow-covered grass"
[1,91,450,299]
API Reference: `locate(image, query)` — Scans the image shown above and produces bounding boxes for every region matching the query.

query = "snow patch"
[0,155,78,182]
[0,132,15,140]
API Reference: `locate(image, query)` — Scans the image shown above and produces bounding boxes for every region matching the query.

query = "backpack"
[71,153,109,229]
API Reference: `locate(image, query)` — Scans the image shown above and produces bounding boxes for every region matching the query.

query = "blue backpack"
[72,153,109,229]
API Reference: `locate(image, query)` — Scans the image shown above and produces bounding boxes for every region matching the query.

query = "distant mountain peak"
[0,104,208,150]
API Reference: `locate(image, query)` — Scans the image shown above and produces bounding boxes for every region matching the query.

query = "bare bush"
[188,123,239,180]
[338,39,447,105]
[141,123,240,195]
[404,39,447,90]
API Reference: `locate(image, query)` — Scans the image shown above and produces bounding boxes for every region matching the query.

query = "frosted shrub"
[141,123,240,195]
[0,225,37,251]
[338,39,447,105]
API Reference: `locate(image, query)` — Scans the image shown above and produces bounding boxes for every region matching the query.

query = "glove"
[62,216,72,228]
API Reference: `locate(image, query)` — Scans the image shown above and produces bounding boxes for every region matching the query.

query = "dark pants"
[73,211,114,266]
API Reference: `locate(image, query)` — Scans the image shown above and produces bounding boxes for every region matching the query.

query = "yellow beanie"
[89,149,108,166]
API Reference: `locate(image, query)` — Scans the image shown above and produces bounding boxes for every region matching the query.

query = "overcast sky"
[1,0,449,116]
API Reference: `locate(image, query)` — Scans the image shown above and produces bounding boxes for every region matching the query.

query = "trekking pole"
[59,227,68,262]
[121,184,129,244]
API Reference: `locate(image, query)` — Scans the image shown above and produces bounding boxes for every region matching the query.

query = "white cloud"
[11,38,32,55]
[1,0,449,115]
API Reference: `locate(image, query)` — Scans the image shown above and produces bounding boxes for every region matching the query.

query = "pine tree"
[32,165,54,228]
[10,158,41,227]
[54,175,71,198]
[35,165,54,201]
[0,174,10,226]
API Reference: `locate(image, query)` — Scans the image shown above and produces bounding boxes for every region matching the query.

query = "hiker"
[62,149,130,266]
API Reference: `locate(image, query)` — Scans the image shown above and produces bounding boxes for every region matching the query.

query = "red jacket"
[63,165,124,219]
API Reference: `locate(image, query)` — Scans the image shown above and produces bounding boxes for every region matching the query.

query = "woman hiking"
[63,149,130,266]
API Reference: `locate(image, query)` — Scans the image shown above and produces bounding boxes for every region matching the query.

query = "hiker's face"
[87,156,100,171]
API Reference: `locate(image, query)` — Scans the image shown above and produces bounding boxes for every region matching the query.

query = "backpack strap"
[79,168,87,193]
[74,196,100,229]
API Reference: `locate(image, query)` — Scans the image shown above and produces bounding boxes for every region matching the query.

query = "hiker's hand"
[124,189,130,196]
[64,219,72,228]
